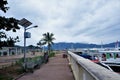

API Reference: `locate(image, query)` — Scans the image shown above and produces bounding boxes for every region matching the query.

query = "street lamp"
[18,18,38,70]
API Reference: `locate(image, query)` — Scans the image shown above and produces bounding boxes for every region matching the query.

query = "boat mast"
[101,41,103,49]
[115,40,119,49]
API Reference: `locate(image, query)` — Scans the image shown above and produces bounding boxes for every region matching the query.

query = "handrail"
[68,51,120,80]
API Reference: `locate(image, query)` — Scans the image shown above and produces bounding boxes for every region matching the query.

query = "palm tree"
[41,32,55,54]
[0,32,7,41]
[37,40,44,52]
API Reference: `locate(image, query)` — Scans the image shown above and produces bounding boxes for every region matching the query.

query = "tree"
[0,0,9,13]
[6,36,19,47]
[28,45,35,49]
[37,40,42,48]
[37,40,44,52]
[0,0,19,31]
[0,32,6,40]
[0,36,19,47]
[41,32,55,54]
[0,16,20,32]
[0,0,20,48]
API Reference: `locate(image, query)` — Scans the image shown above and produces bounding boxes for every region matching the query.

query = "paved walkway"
[18,53,74,80]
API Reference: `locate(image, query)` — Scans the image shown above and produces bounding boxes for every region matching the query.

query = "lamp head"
[33,25,38,28]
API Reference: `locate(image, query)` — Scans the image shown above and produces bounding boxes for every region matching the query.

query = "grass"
[49,52,55,57]
[0,52,56,80]
[26,56,43,63]
[0,75,13,80]
[0,56,43,80]
[0,63,24,80]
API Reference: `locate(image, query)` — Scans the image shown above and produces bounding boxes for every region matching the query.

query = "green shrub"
[15,68,24,74]
[49,52,55,57]
[0,74,13,80]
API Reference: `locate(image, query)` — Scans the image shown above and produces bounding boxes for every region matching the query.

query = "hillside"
[51,42,120,50]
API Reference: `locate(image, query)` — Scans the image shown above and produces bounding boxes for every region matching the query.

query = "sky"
[0,0,120,46]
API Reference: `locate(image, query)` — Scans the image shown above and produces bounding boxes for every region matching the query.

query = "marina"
[72,47,120,73]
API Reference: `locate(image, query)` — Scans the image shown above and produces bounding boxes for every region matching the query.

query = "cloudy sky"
[1,0,120,46]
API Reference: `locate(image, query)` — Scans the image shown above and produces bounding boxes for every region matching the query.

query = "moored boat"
[98,50,120,73]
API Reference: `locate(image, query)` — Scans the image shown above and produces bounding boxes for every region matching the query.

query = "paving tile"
[18,53,74,80]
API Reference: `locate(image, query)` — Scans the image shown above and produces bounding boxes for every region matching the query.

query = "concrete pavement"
[17,53,74,80]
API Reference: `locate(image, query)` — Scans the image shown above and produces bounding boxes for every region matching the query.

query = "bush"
[15,58,24,65]
[49,52,55,57]
[15,68,24,74]
[0,75,13,80]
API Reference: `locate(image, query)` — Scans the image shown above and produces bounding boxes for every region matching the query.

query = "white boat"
[98,50,120,73]
[99,50,120,63]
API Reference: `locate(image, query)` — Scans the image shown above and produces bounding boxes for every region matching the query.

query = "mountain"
[51,42,120,50]
[15,41,120,50]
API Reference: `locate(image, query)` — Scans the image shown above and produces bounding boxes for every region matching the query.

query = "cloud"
[2,0,120,45]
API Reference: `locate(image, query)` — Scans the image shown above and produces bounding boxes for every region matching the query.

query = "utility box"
[25,32,31,38]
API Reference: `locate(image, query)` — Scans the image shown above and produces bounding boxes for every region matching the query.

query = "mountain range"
[17,41,120,50]
[51,42,120,50]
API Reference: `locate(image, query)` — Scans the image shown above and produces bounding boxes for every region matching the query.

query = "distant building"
[0,46,41,56]
[0,47,23,56]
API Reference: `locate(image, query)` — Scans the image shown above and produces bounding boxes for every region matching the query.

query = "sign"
[24,32,31,38]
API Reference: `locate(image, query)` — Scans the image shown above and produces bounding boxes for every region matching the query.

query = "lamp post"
[18,18,38,70]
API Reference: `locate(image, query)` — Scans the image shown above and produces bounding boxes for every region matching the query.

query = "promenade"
[18,52,74,80]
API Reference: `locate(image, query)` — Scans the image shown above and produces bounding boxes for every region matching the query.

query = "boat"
[72,47,120,73]
[83,47,120,73]
[98,50,120,73]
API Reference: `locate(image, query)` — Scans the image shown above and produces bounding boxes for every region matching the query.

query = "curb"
[13,73,26,80]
